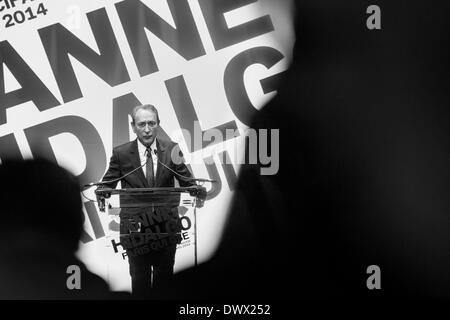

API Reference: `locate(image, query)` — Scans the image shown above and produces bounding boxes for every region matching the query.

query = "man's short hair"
[131,104,160,124]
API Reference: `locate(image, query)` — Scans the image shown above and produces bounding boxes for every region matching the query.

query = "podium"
[95,186,207,265]
[95,186,206,211]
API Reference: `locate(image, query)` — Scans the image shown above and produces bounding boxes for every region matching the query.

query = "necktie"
[145,147,154,187]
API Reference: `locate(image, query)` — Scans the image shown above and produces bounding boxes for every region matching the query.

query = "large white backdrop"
[0,0,293,291]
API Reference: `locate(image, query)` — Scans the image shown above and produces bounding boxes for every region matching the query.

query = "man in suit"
[100,104,195,297]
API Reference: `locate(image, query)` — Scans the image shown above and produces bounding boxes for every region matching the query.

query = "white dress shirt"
[137,138,158,179]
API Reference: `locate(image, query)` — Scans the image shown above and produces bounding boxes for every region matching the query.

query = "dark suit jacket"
[101,138,195,238]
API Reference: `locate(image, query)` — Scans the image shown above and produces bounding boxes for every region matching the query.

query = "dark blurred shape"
[0,158,111,299]
[162,0,450,299]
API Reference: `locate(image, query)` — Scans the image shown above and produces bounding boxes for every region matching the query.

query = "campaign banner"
[0,0,293,291]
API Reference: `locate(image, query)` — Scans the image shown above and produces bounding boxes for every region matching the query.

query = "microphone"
[152,149,217,183]
[83,147,216,189]
[82,158,149,189]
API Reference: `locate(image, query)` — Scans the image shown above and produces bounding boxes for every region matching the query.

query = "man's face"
[132,109,159,147]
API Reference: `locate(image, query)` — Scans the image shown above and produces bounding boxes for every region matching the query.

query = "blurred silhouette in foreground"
[160,0,450,299]
[0,158,111,299]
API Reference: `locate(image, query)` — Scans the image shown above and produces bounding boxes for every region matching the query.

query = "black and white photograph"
[0,0,449,314]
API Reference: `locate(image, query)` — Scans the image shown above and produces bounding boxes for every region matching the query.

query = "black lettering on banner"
[24,115,106,186]
[0,133,22,161]
[115,0,205,77]
[165,75,238,153]
[84,201,105,239]
[112,93,142,148]
[25,6,38,20]
[14,10,25,23]
[198,0,274,50]
[203,155,222,200]
[80,209,94,244]
[38,7,130,103]
[224,46,284,126]
[219,151,237,190]
[0,40,61,126]
[3,13,13,27]
[1,2,48,28]
[36,3,47,16]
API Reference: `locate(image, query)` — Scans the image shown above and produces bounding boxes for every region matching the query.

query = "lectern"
[95,186,207,265]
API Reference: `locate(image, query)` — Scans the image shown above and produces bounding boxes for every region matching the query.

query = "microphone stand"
[194,205,198,267]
